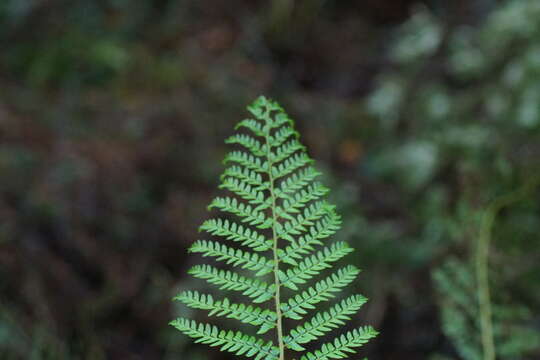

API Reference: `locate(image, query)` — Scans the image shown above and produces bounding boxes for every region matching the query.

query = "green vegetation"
[367,1,540,359]
[1,1,539,359]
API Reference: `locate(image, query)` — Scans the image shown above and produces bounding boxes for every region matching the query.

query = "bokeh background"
[1,0,540,359]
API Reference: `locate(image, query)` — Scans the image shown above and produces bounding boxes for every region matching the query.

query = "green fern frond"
[171,96,376,360]
[221,165,269,190]
[299,326,379,360]
[268,112,292,128]
[270,140,306,164]
[269,126,299,149]
[208,197,271,228]
[188,264,275,303]
[226,134,267,157]
[433,256,540,360]
[219,177,269,207]
[281,266,361,320]
[199,218,272,251]
[272,153,314,179]
[235,119,265,137]
[224,151,268,173]
[278,211,342,266]
[277,201,335,241]
[190,240,274,276]
[277,183,330,219]
[279,242,354,290]
[175,291,277,334]
[284,295,368,351]
[276,167,321,196]
[170,318,279,360]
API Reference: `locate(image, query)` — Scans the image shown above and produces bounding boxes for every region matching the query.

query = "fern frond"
[272,152,314,179]
[299,326,379,360]
[219,177,269,208]
[221,165,269,190]
[188,265,275,303]
[209,197,271,228]
[226,134,267,157]
[277,201,334,241]
[270,140,306,164]
[281,266,361,320]
[284,295,368,351]
[224,151,268,173]
[199,218,272,251]
[279,242,354,290]
[235,119,265,137]
[170,318,279,360]
[247,97,281,118]
[269,126,299,149]
[172,96,376,360]
[268,112,293,129]
[175,291,277,334]
[276,183,330,220]
[279,212,342,266]
[190,240,274,276]
[276,167,321,197]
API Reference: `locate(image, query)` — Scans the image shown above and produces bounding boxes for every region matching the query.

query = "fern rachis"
[170,96,378,360]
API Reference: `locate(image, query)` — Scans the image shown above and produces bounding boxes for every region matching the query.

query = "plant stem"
[476,208,496,360]
[476,175,540,360]
[265,118,286,360]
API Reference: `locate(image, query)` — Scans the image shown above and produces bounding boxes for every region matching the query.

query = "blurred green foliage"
[366,1,540,359]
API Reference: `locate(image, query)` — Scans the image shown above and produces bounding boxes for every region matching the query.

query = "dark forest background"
[1,0,539,359]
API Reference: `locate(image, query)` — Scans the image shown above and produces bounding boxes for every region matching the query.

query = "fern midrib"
[266,118,286,360]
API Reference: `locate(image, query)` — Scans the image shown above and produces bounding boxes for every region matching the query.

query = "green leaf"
[219,177,269,208]
[221,165,269,190]
[270,140,306,164]
[277,201,334,242]
[279,211,342,265]
[224,151,268,173]
[276,182,330,219]
[189,265,275,303]
[276,166,321,196]
[199,218,272,251]
[299,326,379,360]
[281,266,361,320]
[226,134,267,157]
[284,295,368,351]
[189,240,274,276]
[174,291,277,334]
[209,197,270,228]
[235,119,265,137]
[272,153,314,179]
[269,126,299,149]
[170,318,279,360]
[279,242,354,290]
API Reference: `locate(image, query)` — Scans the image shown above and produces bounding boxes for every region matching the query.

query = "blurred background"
[1,0,540,359]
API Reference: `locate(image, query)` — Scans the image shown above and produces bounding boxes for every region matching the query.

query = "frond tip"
[171,96,377,360]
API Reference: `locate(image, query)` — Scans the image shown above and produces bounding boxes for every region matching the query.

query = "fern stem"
[476,175,540,360]
[265,118,286,360]
[476,208,496,360]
